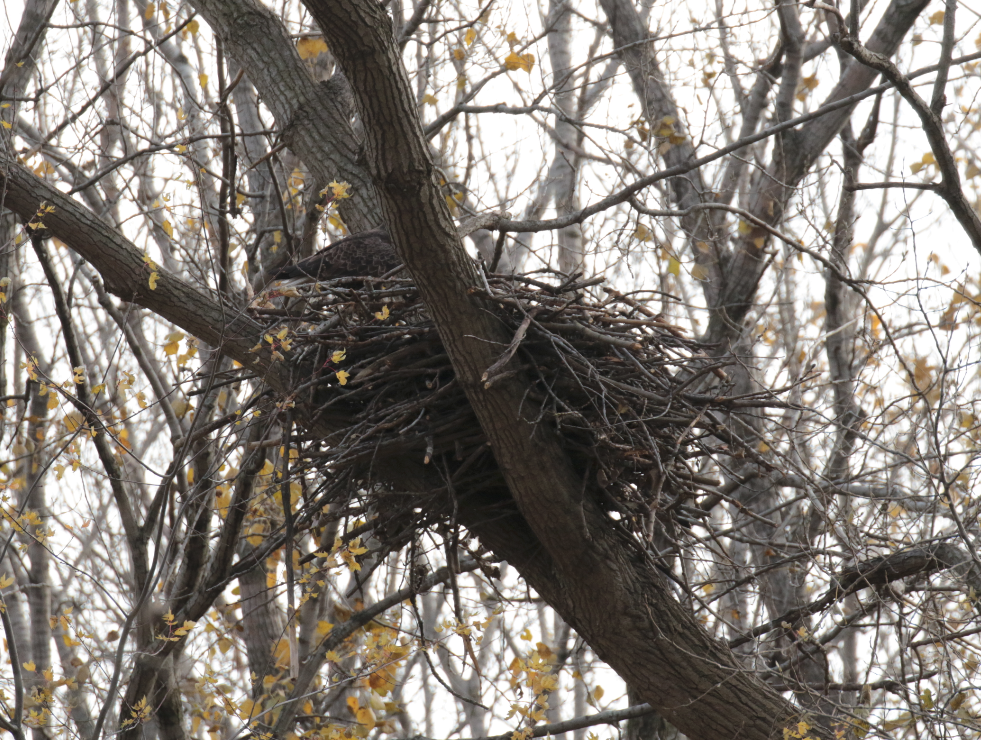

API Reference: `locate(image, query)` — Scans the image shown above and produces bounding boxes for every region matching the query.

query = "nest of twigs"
[251,270,772,546]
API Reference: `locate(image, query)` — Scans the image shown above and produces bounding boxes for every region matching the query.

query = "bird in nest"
[274,228,403,285]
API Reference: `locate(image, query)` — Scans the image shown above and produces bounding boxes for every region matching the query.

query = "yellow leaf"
[0,574,14,589]
[186,19,199,33]
[504,52,535,72]
[238,698,256,720]
[136,391,148,409]
[422,93,438,106]
[465,28,476,46]
[145,2,155,18]
[374,305,390,320]
[198,73,208,88]
[336,370,350,385]
[332,349,347,363]
[519,628,532,641]
[47,392,59,411]
[1,121,11,130]
[633,224,652,242]
[297,37,329,60]
[913,356,932,388]
[592,686,604,700]
[929,10,945,24]
[328,181,351,199]
[453,47,465,60]
[667,257,681,276]
[164,331,184,355]
[161,220,173,239]
[355,706,376,730]
[883,713,912,731]
[148,272,159,290]
[23,661,36,672]
[920,688,934,709]
[691,263,708,281]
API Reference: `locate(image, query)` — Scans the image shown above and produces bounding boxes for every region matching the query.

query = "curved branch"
[294,1,826,737]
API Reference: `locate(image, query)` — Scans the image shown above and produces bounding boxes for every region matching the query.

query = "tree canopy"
[2,0,981,739]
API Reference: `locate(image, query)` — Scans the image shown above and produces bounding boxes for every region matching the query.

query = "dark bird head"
[275,228,402,282]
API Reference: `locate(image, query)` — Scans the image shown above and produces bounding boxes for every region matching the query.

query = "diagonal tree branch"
[836,32,981,253]
[292,1,828,738]
[704,0,931,347]
[186,0,382,232]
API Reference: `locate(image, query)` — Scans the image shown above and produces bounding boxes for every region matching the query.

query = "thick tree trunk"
[0,12,815,740]
[287,2,826,738]
[703,0,929,347]
[545,0,584,274]
[0,0,931,735]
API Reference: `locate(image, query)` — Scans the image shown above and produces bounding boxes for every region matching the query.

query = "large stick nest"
[250,270,778,548]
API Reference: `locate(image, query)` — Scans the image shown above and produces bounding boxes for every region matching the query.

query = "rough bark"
[597,0,725,300]
[0,0,60,114]
[545,0,584,274]
[704,0,930,347]
[9,290,54,740]
[292,1,825,738]
[186,0,381,233]
[0,18,814,740]
[1,0,943,736]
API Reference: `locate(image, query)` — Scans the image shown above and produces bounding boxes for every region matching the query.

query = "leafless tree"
[2,0,981,739]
